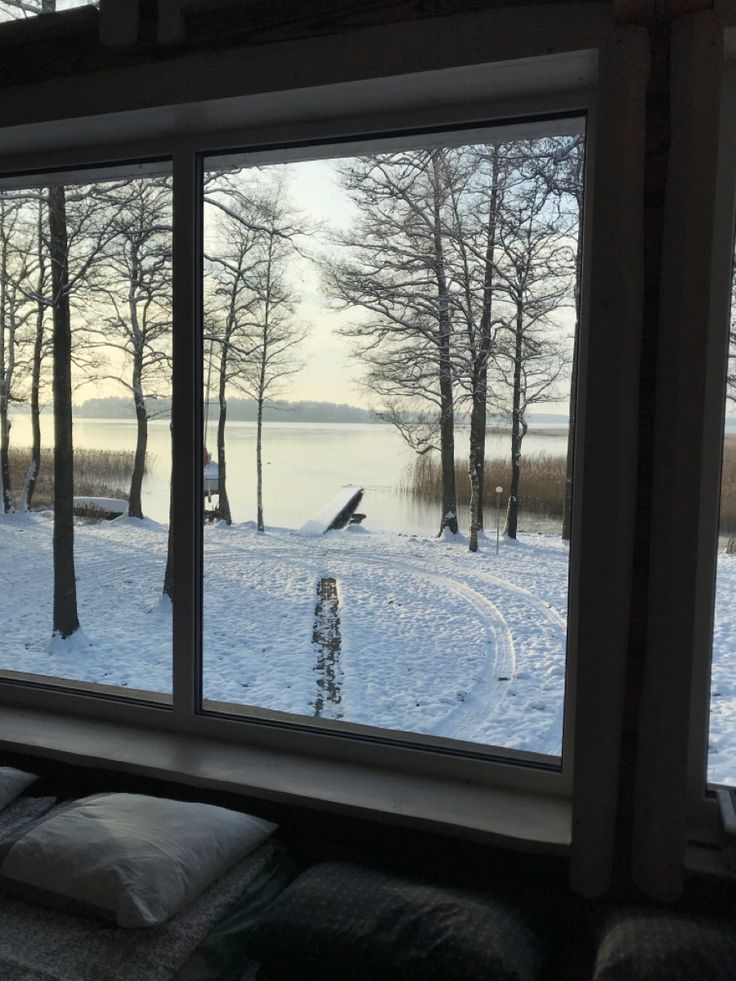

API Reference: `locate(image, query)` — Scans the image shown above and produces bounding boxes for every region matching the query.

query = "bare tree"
[0,194,25,512]
[45,178,122,636]
[531,135,585,541]
[20,197,51,512]
[444,144,508,551]
[86,177,172,519]
[325,150,460,536]
[237,181,306,533]
[204,207,260,525]
[492,176,575,539]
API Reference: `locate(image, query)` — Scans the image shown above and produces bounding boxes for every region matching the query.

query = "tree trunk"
[504,304,525,540]
[468,376,483,552]
[48,184,79,638]
[561,215,583,541]
[0,198,11,513]
[21,203,47,512]
[128,356,147,519]
[0,306,16,514]
[216,344,231,525]
[256,395,264,532]
[431,151,458,537]
[468,150,500,550]
[438,341,457,536]
[163,422,173,600]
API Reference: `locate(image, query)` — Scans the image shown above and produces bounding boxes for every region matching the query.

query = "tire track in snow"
[329,550,515,741]
[201,532,567,743]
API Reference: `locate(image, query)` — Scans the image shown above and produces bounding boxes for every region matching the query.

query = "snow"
[1,511,735,777]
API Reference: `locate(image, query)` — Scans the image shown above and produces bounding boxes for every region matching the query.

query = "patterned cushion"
[593,910,736,980]
[249,861,541,980]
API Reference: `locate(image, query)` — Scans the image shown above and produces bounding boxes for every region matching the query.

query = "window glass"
[201,123,584,757]
[0,1,96,22]
[0,166,172,699]
[709,256,736,784]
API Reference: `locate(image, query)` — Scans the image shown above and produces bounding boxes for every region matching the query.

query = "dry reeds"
[6,446,135,510]
[402,438,736,530]
[401,451,567,518]
[720,440,736,534]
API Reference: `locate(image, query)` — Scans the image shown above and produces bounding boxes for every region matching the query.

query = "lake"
[7,416,569,535]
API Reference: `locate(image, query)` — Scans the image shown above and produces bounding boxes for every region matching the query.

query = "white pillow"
[0,767,37,812]
[0,792,277,927]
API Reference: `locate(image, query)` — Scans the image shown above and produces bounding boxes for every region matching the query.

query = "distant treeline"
[24,396,378,424]
[12,397,570,430]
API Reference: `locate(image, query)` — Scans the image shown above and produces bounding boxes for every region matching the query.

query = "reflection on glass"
[0,1,96,23]
[201,129,584,757]
[0,169,172,698]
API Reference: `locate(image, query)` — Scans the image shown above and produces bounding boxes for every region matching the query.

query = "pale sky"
[267,159,369,407]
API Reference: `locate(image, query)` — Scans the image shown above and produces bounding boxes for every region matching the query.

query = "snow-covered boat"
[72,497,127,520]
[299,486,364,536]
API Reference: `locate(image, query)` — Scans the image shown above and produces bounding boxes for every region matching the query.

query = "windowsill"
[685,841,736,879]
[0,703,571,855]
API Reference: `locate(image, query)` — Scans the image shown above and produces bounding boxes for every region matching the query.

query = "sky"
[255,159,369,408]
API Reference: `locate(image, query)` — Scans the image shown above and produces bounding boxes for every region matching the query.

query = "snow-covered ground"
[2,511,735,779]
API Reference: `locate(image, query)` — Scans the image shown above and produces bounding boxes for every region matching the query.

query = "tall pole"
[495,486,503,555]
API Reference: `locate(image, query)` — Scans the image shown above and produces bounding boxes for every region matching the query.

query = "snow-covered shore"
[1,511,735,781]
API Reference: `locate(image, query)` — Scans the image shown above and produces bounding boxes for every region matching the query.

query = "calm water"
[8,416,568,535]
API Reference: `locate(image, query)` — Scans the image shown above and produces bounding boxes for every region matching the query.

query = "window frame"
[0,10,645,858]
[631,12,736,895]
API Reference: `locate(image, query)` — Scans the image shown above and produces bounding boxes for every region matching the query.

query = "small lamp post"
[495,486,503,555]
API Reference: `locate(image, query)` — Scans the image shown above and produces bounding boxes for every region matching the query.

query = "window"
[200,123,584,761]
[0,163,172,700]
[0,5,650,863]
[709,254,736,787]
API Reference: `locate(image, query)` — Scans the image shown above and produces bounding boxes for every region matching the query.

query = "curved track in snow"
[203,531,567,743]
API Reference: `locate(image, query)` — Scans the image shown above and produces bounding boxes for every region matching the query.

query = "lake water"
[7,416,568,535]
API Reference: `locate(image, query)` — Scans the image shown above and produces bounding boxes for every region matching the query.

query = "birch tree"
[444,145,508,551]
[493,175,575,539]
[237,183,306,533]
[204,209,260,525]
[86,178,172,519]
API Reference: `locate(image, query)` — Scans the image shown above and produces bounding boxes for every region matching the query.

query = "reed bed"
[6,446,135,510]
[719,440,736,534]
[403,439,736,531]
[401,451,567,518]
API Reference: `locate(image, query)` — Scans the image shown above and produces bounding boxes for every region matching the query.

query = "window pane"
[0,167,172,699]
[201,125,584,757]
[0,1,96,23]
[709,257,736,783]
